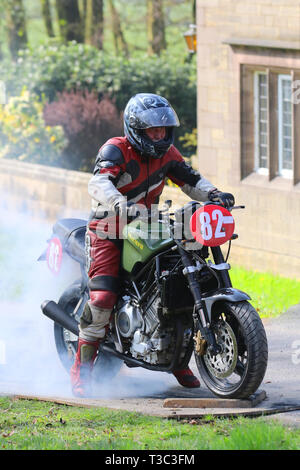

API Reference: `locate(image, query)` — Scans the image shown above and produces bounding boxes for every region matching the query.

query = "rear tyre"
[54,283,82,372]
[195,301,268,399]
[93,349,123,384]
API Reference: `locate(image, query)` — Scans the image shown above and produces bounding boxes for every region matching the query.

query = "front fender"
[202,288,251,322]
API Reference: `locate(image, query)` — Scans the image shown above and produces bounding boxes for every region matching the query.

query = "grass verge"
[0,397,299,450]
[230,266,300,318]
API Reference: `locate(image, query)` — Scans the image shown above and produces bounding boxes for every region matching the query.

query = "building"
[196,0,300,278]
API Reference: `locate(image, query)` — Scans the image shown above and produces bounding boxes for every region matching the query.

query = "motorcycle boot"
[172,368,200,388]
[70,338,100,397]
[70,303,111,397]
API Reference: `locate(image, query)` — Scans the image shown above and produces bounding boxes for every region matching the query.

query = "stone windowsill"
[223,38,300,52]
[241,172,300,192]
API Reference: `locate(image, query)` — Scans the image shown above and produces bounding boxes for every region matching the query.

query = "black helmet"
[124,93,180,159]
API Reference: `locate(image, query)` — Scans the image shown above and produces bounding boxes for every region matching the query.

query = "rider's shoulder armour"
[94,143,125,174]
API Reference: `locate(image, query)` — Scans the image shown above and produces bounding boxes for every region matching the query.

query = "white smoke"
[0,202,73,396]
[0,197,187,400]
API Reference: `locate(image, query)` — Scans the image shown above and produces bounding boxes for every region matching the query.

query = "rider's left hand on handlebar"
[208,189,235,210]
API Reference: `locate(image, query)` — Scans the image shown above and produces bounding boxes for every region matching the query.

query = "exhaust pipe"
[41,300,79,336]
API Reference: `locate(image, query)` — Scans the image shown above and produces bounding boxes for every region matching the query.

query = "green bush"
[0,88,66,166]
[2,42,197,157]
[179,128,197,153]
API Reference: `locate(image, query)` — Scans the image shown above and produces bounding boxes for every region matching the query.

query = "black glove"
[208,189,235,209]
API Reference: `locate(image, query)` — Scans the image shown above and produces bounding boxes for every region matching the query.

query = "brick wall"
[196,0,300,279]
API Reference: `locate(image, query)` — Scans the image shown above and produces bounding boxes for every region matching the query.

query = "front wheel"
[194,301,268,399]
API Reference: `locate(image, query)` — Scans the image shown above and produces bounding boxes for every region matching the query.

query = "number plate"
[46,237,63,275]
[190,205,235,247]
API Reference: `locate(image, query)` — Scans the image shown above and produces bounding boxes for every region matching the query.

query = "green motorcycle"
[40,201,268,398]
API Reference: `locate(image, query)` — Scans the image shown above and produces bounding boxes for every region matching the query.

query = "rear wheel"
[54,283,123,382]
[54,283,81,372]
[194,301,268,399]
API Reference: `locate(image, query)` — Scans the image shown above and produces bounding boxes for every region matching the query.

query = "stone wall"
[196,0,300,279]
[0,159,191,223]
[1,148,299,278]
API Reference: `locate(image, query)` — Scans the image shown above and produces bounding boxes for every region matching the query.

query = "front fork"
[177,244,222,355]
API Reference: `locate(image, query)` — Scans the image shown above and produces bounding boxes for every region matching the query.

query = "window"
[241,65,300,184]
[278,75,292,178]
[254,72,268,174]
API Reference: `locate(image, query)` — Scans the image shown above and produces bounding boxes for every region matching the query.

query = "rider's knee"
[89,290,117,310]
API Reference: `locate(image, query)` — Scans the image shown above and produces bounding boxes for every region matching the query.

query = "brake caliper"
[194,330,207,356]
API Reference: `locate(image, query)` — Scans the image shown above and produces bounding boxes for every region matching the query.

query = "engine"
[115,294,192,365]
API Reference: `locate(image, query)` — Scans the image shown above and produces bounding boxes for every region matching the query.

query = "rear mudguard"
[37,248,47,261]
[201,288,251,323]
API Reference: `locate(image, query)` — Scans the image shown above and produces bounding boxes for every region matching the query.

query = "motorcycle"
[39,200,268,398]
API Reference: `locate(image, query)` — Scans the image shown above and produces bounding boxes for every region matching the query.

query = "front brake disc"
[203,321,238,379]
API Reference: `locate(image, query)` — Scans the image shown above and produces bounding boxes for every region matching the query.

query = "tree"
[84,0,93,45]
[41,0,55,38]
[108,0,129,57]
[85,0,104,49]
[6,0,28,59]
[147,0,166,56]
[55,0,83,43]
[193,0,196,24]
[0,0,4,60]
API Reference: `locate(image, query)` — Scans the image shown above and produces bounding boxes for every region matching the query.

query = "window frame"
[241,64,300,184]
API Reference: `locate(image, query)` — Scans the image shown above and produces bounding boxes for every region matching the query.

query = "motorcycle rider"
[70,93,235,397]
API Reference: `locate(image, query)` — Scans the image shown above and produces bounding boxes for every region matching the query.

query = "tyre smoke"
[0,202,181,400]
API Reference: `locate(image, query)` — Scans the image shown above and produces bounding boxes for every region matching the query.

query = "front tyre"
[194,301,268,399]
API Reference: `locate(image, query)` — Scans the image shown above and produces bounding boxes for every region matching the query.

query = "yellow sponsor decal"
[128,234,144,250]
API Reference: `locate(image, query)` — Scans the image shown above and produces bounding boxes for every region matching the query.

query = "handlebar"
[127,201,245,224]
[203,201,245,212]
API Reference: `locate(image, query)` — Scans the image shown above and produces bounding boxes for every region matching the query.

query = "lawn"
[230,266,300,318]
[0,397,299,450]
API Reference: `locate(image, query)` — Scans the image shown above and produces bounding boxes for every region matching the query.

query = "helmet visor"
[130,106,180,129]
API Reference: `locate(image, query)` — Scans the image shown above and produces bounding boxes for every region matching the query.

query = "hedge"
[1,41,197,157]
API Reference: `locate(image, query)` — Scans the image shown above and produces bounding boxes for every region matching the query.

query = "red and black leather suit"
[85,136,217,317]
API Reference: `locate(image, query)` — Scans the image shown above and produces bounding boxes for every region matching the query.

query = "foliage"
[43,90,123,171]
[1,42,197,158]
[0,397,299,450]
[0,88,66,166]
[179,128,197,152]
[230,265,300,318]
[0,0,193,59]
[4,0,28,58]
[0,3,197,169]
